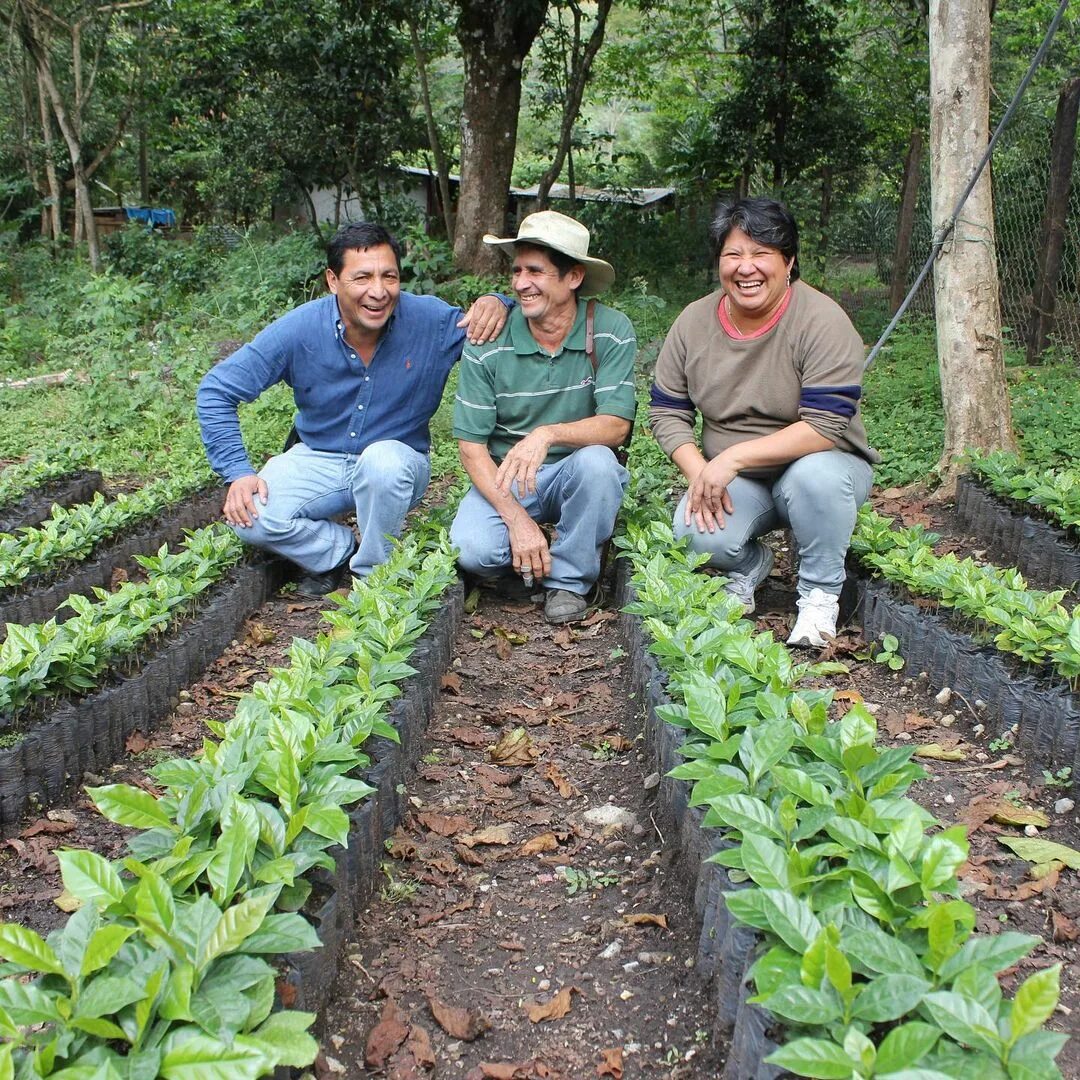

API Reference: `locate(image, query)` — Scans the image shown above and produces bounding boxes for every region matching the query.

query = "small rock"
[940,714,956,727]
[620,989,634,1001]
[642,772,661,790]
[1055,798,1075,815]
[974,699,987,710]
[865,703,881,715]
[917,671,928,681]
[175,701,197,717]
[538,979,550,991]
[898,686,910,696]
[330,1035,344,1050]
[944,794,955,804]
[82,771,105,786]
[622,961,639,973]
[584,805,638,831]
[638,952,668,965]
[178,689,191,702]
[972,723,985,736]
[975,752,989,762]
[599,940,623,960]
[632,824,646,837]
[895,732,912,742]
[323,1057,346,1075]
[935,688,953,706]
[1024,825,1040,837]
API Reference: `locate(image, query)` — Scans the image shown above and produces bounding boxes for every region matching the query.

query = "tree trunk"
[454,0,548,274]
[408,16,455,240]
[890,129,923,314]
[1025,75,1080,364]
[929,0,1014,492]
[535,0,614,210]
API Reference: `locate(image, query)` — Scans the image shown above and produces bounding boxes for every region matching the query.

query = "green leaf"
[772,764,833,807]
[922,991,1002,1054]
[249,1010,319,1068]
[706,794,781,839]
[88,785,175,830]
[76,975,145,1018]
[999,836,1080,871]
[81,925,136,976]
[202,892,277,966]
[160,1033,271,1079]
[824,943,852,997]
[57,849,127,909]
[301,804,349,846]
[920,829,969,891]
[851,974,930,1022]
[759,889,822,954]
[1006,1030,1070,1079]
[759,984,842,1024]
[239,913,321,954]
[748,945,802,997]
[1009,964,1060,1042]
[0,978,63,1024]
[874,1022,941,1073]
[135,872,176,944]
[765,1037,855,1078]
[938,932,1039,982]
[740,833,790,890]
[0,923,64,974]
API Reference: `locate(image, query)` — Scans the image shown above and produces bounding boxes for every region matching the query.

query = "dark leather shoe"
[295,543,358,597]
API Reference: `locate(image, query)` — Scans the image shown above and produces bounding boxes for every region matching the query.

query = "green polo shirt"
[453,298,637,464]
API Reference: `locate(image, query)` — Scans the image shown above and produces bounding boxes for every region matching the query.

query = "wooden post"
[890,129,923,314]
[1025,75,1080,364]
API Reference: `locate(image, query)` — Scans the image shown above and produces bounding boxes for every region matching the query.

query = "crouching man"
[450,211,637,624]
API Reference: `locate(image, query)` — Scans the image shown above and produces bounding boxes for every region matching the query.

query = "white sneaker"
[788,588,840,647]
[722,542,775,615]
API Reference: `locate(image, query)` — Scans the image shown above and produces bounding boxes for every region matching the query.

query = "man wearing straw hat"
[450,210,637,624]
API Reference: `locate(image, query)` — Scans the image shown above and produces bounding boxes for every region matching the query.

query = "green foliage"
[616,430,1066,1078]
[0,447,92,511]
[967,451,1080,534]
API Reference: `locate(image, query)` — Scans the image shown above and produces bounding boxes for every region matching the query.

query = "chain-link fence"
[843,113,1080,358]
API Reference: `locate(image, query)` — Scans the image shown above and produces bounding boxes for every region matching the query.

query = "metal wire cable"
[864,0,1071,370]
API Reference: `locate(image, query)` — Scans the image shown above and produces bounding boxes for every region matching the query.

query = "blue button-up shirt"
[197,291,477,482]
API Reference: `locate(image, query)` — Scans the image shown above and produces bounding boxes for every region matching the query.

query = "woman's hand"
[685,454,737,532]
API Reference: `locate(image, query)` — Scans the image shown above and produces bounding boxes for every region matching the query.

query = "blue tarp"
[123,207,176,228]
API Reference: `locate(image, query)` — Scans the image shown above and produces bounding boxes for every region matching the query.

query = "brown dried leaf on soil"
[498,939,526,951]
[495,635,513,661]
[597,1047,624,1078]
[1052,910,1079,942]
[518,832,561,857]
[623,912,668,929]
[125,731,150,755]
[833,689,865,705]
[416,812,473,837]
[386,1023,436,1079]
[461,825,514,848]
[552,626,575,649]
[20,817,75,838]
[427,994,492,1041]
[454,843,486,866]
[365,1000,411,1066]
[526,985,580,1023]
[914,743,967,761]
[984,864,1061,901]
[470,1064,532,1080]
[476,764,518,787]
[540,761,577,798]
[441,672,464,695]
[490,728,538,766]
[245,621,276,645]
[988,802,1050,829]
[110,567,129,589]
[417,898,474,927]
[449,726,492,748]
[386,833,418,860]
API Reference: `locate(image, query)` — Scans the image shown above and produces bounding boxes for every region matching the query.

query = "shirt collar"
[508,298,587,357]
[331,293,402,343]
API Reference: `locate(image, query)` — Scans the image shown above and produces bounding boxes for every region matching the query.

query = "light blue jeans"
[451,445,629,595]
[232,440,430,577]
[673,449,873,596]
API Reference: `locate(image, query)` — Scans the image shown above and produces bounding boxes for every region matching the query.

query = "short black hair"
[326,222,402,277]
[514,242,583,290]
[709,198,801,282]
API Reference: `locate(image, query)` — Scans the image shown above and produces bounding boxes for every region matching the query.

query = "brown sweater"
[649,281,880,478]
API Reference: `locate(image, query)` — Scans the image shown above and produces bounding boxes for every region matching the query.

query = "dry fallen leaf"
[494,636,513,661]
[461,825,514,848]
[498,939,526,952]
[833,689,865,705]
[984,864,1061,900]
[403,1024,436,1070]
[490,728,538,767]
[518,832,560,857]
[476,1065,531,1079]
[449,726,492,748]
[454,844,486,867]
[914,743,967,761]
[416,812,473,837]
[475,764,518,787]
[1052,910,1079,942]
[125,731,150,755]
[245,621,276,645]
[540,761,576,798]
[441,672,464,695]
[597,1047,624,1078]
[53,889,81,913]
[623,912,668,929]
[365,1001,410,1067]
[417,899,474,927]
[527,986,580,1023]
[21,817,75,838]
[427,995,491,1041]
[988,802,1050,829]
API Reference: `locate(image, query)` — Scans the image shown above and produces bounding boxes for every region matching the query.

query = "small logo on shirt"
[405,358,412,370]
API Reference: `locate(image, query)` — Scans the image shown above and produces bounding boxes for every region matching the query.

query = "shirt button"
[349,431,356,438]
[364,376,369,381]
[358,404,364,410]
[350,353,356,360]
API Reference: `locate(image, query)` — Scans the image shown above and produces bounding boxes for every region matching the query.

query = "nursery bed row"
[0,485,224,630]
[955,475,1080,593]
[966,452,1080,540]
[0,553,286,831]
[0,469,104,535]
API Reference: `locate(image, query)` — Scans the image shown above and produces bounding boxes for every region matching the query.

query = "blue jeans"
[451,445,629,595]
[673,449,873,596]
[232,440,430,577]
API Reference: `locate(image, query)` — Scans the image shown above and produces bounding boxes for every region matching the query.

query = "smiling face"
[717,227,795,328]
[511,244,584,326]
[326,244,401,342]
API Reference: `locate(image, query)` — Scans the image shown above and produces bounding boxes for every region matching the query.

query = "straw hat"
[483,210,615,296]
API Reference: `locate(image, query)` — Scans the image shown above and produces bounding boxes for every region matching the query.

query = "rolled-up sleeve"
[649,314,697,458]
[196,327,289,482]
[795,311,867,443]
[452,341,501,445]
[593,311,638,420]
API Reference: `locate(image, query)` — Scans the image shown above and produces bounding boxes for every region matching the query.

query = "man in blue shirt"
[197,222,508,594]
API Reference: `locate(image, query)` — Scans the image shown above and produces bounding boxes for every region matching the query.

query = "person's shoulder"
[790,280,855,328]
[266,293,335,335]
[677,289,723,325]
[592,300,636,340]
[397,290,457,320]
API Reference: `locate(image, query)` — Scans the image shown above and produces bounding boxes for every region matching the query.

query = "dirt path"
[320,585,722,1079]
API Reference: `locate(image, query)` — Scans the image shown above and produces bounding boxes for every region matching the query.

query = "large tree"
[453,0,547,274]
[929,0,1014,489]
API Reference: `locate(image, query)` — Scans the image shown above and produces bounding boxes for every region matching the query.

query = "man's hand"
[508,514,552,581]
[685,454,737,532]
[223,475,268,528]
[458,295,508,344]
[495,427,552,497]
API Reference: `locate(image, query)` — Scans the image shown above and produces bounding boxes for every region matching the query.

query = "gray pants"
[673,449,873,596]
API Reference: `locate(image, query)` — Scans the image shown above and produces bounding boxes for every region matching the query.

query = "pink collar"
[718,287,792,339]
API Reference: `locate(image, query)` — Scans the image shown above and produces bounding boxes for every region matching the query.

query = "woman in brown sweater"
[649,197,879,646]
